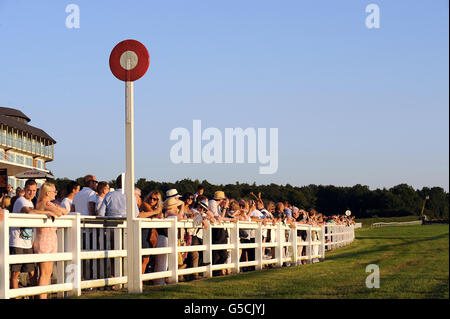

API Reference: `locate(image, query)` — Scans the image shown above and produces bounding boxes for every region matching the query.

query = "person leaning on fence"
[153,196,184,285]
[138,190,163,274]
[33,182,69,299]
[179,193,195,271]
[9,179,51,292]
[208,191,230,275]
[188,199,213,279]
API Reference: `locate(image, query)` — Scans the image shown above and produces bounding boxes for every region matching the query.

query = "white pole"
[125,80,142,293]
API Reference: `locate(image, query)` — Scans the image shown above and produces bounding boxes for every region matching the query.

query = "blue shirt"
[284,208,292,219]
[97,189,139,218]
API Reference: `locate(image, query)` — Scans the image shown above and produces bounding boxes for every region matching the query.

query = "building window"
[35,159,43,169]
[0,130,5,145]
[0,148,4,159]
[7,152,15,163]
[7,132,12,147]
[16,154,24,165]
[7,177,15,189]
[18,136,23,150]
[26,157,33,167]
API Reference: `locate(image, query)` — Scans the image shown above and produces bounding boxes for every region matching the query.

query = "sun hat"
[213,191,226,200]
[198,200,209,211]
[166,189,181,199]
[163,197,184,209]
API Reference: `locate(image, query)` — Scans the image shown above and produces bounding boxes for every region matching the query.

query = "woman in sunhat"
[153,196,185,285]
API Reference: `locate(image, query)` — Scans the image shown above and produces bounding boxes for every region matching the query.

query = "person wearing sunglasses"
[138,191,162,274]
[33,182,68,299]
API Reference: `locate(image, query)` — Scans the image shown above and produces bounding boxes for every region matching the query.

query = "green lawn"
[78,224,449,299]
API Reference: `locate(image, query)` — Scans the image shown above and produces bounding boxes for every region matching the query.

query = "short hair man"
[97,174,139,218]
[9,179,50,289]
[60,181,80,213]
[72,174,98,216]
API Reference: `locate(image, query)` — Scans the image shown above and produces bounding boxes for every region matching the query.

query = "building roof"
[0,109,56,144]
[0,107,31,122]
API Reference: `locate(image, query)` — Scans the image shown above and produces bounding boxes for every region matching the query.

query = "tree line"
[50,177,449,219]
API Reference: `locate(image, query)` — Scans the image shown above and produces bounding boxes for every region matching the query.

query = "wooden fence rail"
[0,212,355,299]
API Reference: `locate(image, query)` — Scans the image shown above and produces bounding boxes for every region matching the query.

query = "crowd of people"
[0,174,356,294]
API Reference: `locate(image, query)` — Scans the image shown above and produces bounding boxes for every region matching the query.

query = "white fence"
[0,212,355,299]
[371,221,422,227]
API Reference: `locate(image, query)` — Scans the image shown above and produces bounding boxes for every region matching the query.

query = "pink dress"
[33,227,57,254]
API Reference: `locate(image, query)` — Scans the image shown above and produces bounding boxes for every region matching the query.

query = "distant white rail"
[0,212,355,299]
[371,221,422,227]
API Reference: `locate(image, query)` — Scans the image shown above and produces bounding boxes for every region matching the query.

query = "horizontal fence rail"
[371,221,422,228]
[0,212,355,299]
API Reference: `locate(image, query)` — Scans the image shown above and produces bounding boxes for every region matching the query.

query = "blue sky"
[0,0,448,190]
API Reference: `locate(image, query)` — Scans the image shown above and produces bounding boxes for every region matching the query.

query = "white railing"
[0,212,355,299]
[324,224,355,251]
[371,221,421,227]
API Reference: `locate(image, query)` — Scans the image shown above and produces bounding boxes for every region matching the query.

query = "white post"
[231,221,240,274]
[0,210,10,299]
[276,222,283,268]
[67,214,81,297]
[307,225,312,264]
[168,217,178,284]
[255,222,263,271]
[114,228,123,289]
[290,224,298,266]
[203,223,213,278]
[320,225,326,260]
[125,80,141,294]
[57,227,65,298]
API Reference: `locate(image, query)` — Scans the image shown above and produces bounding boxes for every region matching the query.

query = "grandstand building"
[0,106,56,189]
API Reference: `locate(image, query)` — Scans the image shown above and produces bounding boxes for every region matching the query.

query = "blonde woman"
[138,191,163,274]
[33,182,68,299]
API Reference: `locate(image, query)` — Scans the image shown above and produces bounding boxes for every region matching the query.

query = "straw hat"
[198,200,209,211]
[163,197,184,209]
[166,188,181,199]
[214,191,226,200]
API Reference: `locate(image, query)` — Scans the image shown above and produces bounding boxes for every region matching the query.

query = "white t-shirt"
[9,196,34,249]
[72,187,96,215]
[249,209,263,239]
[60,197,72,213]
[208,199,221,217]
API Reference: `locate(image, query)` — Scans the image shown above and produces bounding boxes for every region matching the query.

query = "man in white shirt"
[72,174,98,216]
[9,179,51,289]
[60,181,80,213]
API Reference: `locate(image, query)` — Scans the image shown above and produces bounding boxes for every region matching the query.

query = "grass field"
[78,223,449,299]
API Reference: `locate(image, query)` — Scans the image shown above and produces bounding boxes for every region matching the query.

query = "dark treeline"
[50,177,449,219]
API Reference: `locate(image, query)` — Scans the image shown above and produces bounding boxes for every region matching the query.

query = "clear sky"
[1,0,448,190]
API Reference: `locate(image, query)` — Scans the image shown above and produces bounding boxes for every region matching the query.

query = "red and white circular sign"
[109,39,149,81]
